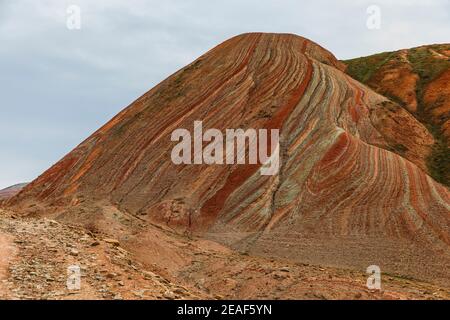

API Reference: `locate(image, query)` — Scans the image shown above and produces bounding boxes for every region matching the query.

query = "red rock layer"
[0,183,27,201]
[344,44,450,187]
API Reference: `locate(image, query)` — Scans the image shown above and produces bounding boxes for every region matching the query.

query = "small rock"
[273,273,288,280]
[142,270,155,280]
[163,291,176,300]
[133,290,145,298]
[103,238,120,246]
[69,249,79,256]
[48,220,60,226]
[113,293,123,300]
[173,288,185,294]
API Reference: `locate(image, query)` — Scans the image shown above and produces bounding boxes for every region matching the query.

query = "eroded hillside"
[344,44,450,186]
[3,33,449,292]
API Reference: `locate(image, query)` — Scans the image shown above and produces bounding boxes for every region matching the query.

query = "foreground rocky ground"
[0,209,209,300]
[0,208,448,300]
[5,34,449,300]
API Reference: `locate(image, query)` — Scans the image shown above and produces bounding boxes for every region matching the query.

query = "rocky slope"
[0,183,27,201]
[4,33,450,288]
[344,44,450,186]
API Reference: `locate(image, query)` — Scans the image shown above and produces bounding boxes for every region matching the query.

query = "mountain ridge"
[3,33,449,286]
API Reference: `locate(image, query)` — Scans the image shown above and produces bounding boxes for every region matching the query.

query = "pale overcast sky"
[0,0,449,189]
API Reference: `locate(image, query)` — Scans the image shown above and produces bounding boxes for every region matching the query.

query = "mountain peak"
[5,35,449,285]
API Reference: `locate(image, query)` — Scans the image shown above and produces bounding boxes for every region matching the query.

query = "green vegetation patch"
[342,51,394,83]
[408,46,450,187]
[408,45,450,89]
[408,46,450,113]
[425,124,450,187]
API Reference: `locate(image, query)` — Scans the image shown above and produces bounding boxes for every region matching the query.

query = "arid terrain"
[0,208,448,300]
[0,33,448,300]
